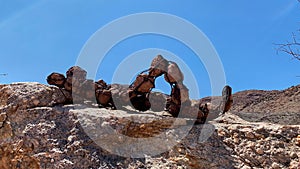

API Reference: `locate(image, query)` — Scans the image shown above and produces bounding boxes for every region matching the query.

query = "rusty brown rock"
[95,79,108,88]
[46,72,66,88]
[95,89,113,107]
[129,91,151,111]
[131,74,154,93]
[45,61,197,122]
[63,77,72,91]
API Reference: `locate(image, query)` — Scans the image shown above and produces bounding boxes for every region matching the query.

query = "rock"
[129,92,151,111]
[296,135,300,145]
[245,131,255,139]
[64,66,87,92]
[149,92,167,112]
[289,160,299,169]
[131,74,154,93]
[256,148,264,155]
[66,66,87,81]
[0,82,300,169]
[149,55,168,77]
[290,152,298,159]
[177,83,189,103]
[0,139,39,169]
[0,120,12,140]
[229,85,300,114]
[272,162,281,169]
[73,79,96,101]
[33,99,40,106]
[240,165,251,169]
[164,61,184,84]
[221,85,233,114]
[95,89,112,107]
[47,72,66,88]
[0,112,6,127]
[110,84,130,109]
[46,60,191,121]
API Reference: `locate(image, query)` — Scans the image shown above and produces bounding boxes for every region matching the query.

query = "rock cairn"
[47,55,232,124]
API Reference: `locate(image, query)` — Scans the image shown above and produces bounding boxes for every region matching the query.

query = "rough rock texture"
[0,82,300,169]
[231,85,300,113]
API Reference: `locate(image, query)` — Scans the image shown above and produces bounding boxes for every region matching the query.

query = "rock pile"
[47,55,232,124]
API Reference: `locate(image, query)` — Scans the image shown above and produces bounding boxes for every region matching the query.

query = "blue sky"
[0,0,300,98]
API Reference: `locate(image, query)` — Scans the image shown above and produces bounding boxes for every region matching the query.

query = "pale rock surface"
[0,83,299,169]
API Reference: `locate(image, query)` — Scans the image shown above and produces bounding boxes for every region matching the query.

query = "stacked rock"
[47,66,96,103]
[128,55,168,111]
[127,55,210,123]
[47,55,232,124]
[47,66,131,109]
[94,80,115,108]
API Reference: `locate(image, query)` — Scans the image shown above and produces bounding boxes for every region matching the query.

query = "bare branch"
[276,30,300,61]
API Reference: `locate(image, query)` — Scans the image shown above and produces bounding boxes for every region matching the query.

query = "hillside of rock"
[0,82,299,169]
[231,85,300,113]
[199,85,300,125]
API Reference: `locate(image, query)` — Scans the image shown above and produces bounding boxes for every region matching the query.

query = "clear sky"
[0,0,300,98]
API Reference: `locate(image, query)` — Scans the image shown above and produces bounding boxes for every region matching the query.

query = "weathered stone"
[131,74,154,93]
[149,92,167,112]
[245,131,255,139]
[66,66,87,81]
[149,55,168,77]
[296,135,300,145]
[1,73,300,169]
[271,162,281,169]
[110,84,131,109]
[64,66,87,92]
[47,72,66,88]
[221,85,233,114]
[0,121,12,140]
[0,112,6,127]
[95,89,113,107]
[129,92,151,111]
[73,79,96,101]
[256,148,264,155]
[0,139,40,169]
[164,61,184,84]
[177,83,189,103]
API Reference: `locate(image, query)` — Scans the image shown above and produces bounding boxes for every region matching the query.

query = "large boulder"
[0,83,299,169]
